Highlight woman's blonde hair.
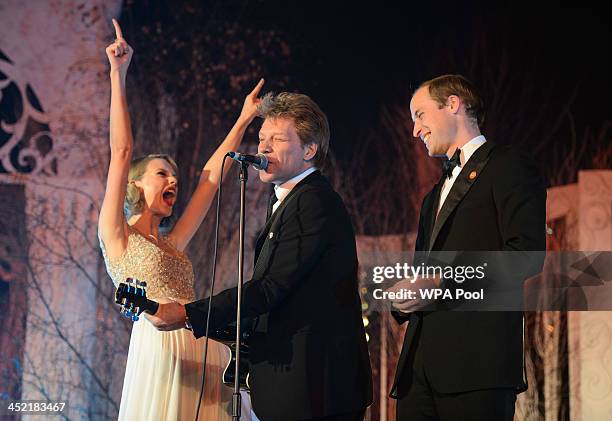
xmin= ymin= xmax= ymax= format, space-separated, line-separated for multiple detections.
xmin=124 ymin=154 xmax=179 ymax=222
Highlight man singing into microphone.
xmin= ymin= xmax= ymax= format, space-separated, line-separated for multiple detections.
xmin=147 ymin=92 xmax=373 ymax=421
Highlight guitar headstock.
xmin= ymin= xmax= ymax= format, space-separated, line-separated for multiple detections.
xmin=115 ymin=278 xmax=157 ymax=321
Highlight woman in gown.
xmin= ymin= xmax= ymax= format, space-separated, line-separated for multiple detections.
xmin=98 ymin=19 xmax=263 ymax=420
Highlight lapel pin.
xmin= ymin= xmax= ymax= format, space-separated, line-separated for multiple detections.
xmin=469 ymin=170 xmax=477 ymax=180
xmin=269 ymin=232 xmax=274 ymax=239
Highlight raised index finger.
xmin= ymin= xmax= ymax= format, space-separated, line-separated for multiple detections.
xmin=112 ymin=18 xmax=124 ymax=40
xmin=249 ymin=78 xmax=265 ymax=97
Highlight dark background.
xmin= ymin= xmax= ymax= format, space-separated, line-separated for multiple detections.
xmin=119 ymin=1 xmax=611 ymax=236
xmin=123 ymin=3 xmax=610 ymax=151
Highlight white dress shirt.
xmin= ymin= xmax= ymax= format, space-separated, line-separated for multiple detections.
xmin=437 ymin=135 xmax=487 ymax=214
xmin=272 ymin=167 xmax=318 ymax=214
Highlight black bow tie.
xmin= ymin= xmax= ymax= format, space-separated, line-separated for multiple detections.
xmin=266 ymin=192 xmax=278 ymax=221
xmin=442 ymin=148 xmax=462 ymax=180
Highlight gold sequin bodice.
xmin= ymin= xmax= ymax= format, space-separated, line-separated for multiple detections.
xmin=100 ymin=226 xmax=196 ymax=302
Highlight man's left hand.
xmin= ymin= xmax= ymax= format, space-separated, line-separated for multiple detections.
xmin=146 ymin=301 xmax=187 ymax=331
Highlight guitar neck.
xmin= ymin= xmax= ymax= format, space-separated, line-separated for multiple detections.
xmin=115 ymin=281 xmax=160 ymax=316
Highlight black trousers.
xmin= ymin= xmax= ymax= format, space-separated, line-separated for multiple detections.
xmin=396 ymin=324 xmax=516 ymax=421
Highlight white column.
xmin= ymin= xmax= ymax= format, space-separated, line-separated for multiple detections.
xmin=570 ymin=170 xmax=612 ymax=421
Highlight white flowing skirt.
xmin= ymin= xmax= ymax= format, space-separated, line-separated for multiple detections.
xmin=118 ymin=319 xmax=254 ymax=420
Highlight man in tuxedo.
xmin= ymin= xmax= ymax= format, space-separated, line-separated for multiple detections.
xmin=148 ymin=92 xmax=373 ymax=421
xmin=389 ymin=75 xmax=546 ymax=420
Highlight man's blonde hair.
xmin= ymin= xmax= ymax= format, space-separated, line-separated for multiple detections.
xmin=258 ymin=92 xmax=330 ymax=168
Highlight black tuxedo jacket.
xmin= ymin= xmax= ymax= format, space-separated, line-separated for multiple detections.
xmin=391 ymin=142 xmax=546 ymax=397
xmin=186 ymin=171 xmax=373 ymax=420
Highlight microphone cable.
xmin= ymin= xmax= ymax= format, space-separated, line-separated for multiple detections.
xmin=194 ymin=153 xmax=230 ymax=421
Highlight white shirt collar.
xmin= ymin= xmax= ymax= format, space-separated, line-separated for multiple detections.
xmin=274 ymin=167 xmax=317 ymax=204
xmin=437 ymin=135 xmax=487 ymax=214
xmin=459 ymin=135 xmax=486 ymax=165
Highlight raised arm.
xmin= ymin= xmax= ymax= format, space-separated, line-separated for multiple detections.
xmin=170 ymin=79 xmax=265 ymax=251
xmin=98 ymin=19 xmax=134 ymax=259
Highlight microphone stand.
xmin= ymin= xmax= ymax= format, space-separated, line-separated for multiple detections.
xmin=232 ymin=161 xmax=249 ymax=420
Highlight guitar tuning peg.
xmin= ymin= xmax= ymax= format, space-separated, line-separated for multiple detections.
xmin=131 ymin=314 xmax=139 ymax=322
xmin=140 ymin=281 xmax=147 ymax=288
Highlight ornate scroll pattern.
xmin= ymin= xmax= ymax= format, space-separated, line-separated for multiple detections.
xmin=0 ymin=49 xmax=57 ymax=175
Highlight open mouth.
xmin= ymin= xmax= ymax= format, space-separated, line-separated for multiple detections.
xmin=162 ymin=189 xmax=176 ymax=207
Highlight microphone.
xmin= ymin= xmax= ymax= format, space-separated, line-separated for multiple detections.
xmin=227 ymin=152 xmax=268 ymax=171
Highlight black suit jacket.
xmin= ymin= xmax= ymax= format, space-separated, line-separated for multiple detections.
xmin=391 ymin=142 xmax=546 ymax=397
xmin=186 ymin=171 xmax=373 ymax=420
